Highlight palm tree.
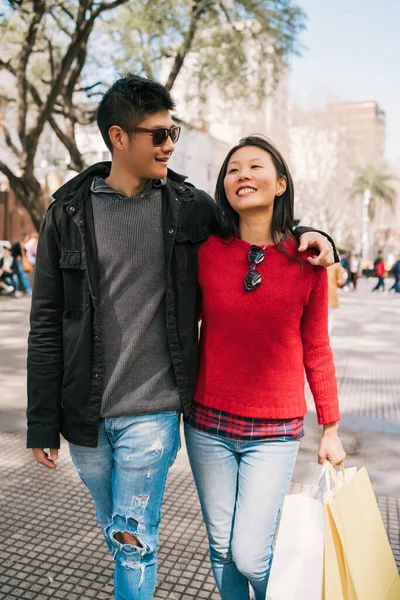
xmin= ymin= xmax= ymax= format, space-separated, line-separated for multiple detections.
xmin=351 ymin=165 xmax=397 ymax=258
xmin=351 ymin=165 xmax=397 ymax=221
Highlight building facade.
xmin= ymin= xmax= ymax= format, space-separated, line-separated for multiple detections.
xmin=288 ymin=100 xmax=390 ymax=255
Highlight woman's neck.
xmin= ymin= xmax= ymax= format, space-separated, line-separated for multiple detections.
xmin=238 ymin=214 xmax=274 ymax=247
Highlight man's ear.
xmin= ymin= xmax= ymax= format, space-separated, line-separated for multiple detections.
xmin=108 ymin=126 xmax=127 ymax=152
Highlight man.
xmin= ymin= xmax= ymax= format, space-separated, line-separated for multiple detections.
xmin=389 ymin=253 xmax=400 ymax=293
xmin=372 ymin=250 xmax=386 ymax=292
xmin=0 ymin=245 xmax=21 ymax=296
xmin=340 ymin=251 xmax=351 ymax=290
xmin=11 ymin=232 xmax=33 ymax=294
xmin=349 ymin=252 xmax=361 ymax=291
xmin=27 ymin=74 xmax=337 ymax=600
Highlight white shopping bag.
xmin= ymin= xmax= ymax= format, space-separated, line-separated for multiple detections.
xmin=266 ymin=493 xmax=324 ymax=600
xmin=266 ymin=464 xmax=357 ymax=600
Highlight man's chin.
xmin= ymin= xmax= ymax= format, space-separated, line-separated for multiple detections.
xmin=154 ymin=163 xmax=169 ymax=179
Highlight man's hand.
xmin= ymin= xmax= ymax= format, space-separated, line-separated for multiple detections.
xmin=298 ymin=232 xmax=334 ymax=267
xmin=318 ymin=423 xmax=346 ymax=467
xmin=32 ymin=448 xmax=58 ymax=469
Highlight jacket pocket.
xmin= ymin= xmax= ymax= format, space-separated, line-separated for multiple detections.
xmin=59 ymin=250 xmax=88 ymax=311
xmin=59 ymin=249 xmax=86 ymax=270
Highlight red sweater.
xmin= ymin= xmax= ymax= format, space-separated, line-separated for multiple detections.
xmin=195 ymin=235 xmax=340 ymax=425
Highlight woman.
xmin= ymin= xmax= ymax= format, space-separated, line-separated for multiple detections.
xmin=11 ymin=233 xmax=32 ymax=294
xmin=184 ymin=136 xmax=345 ymax=600
xmin=350 ymin=252 xmax=361 ymax=291
xmin=327 ymin=261 xmax=345 ymax=333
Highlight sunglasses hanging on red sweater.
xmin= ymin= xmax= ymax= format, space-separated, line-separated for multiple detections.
xmin=244 ymin=245 xmax=266 ymax=291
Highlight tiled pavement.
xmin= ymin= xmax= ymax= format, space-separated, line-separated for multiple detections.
xmin=0 ymin=433 xmax=218 ymax=600
xmin=306 ymin=280 xmax=400 ymax=425
xmin=0 ymin=278 xmax=399 ymax=599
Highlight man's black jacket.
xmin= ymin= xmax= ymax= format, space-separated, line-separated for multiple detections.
xmin=27 ymin=162 xmax=337 ymax=449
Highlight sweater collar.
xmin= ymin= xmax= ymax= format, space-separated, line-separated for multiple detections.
xmin=232 ymin=232 xmax=299 ymax=256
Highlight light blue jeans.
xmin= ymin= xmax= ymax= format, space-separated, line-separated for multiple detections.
xmin=69 ymin=412 xmax=181 ymax=600
xmin=15 ymin=257 xmax=32 ymax=293
xmin=185 ymin=424 xmax=299 ymax=600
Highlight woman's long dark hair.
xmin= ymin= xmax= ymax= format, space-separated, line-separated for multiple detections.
xmin=214 ymin=135 xmax=294 ymax=245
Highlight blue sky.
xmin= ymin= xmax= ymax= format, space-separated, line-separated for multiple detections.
xmin=289 ymin=0 xmax=400 ymax=165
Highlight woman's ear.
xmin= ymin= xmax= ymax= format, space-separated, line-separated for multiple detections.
xmin=276 ymin=176 xmax=287 ymax=197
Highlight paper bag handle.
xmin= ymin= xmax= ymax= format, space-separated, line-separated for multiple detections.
xmin=323 ymin=461 xmax=345 ymax=492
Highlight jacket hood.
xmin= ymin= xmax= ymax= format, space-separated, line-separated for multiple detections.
xmin=52 ymin=161 xmax=189 ymax=203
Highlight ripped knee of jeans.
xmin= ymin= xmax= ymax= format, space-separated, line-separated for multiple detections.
xmin=105 ymin=497 xmax=153 ymax=587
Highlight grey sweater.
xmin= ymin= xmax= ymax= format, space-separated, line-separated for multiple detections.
xmin=90 ymin=176 xmax=181 ymax=418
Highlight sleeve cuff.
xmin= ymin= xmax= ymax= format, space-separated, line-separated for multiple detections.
xmin=27 ymin=425 xmax=60 ymax=449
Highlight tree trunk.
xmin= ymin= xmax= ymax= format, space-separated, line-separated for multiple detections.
xmin=22 ymin=175 xmax=46 ymax=232
xmin=6 ymin=169 xmax=45 ymax=231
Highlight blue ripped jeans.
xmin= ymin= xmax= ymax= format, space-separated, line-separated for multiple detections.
xmin=69 ymin=412 xmax=181 ymax=600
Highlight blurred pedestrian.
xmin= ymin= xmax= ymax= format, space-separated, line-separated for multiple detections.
xmin=11 ymin=233 xmax=32 ymax=294
xmin=184 ymin=136 xmax=345 ymax=600
xmin=27 ymin=75 xmax=337 ymax=600
xmin=328 ymin=262 xmax=345 ymax=333
xmin=372 ymin=250 xmax=386 ymax=292
xmin=340 ymin=251 xmax=351 ymax=290
xmin=0 ymin=280 xmax=14 ymax=294
xmin=389 ymin=253 xmax=400 ymax=294
xmin=0 ymin=245 xmax=22 ymax=296
xmin=25 ymin=232 xmax=39 ymax=267
xmin=350 ymin=252 xmax=361 ymax=291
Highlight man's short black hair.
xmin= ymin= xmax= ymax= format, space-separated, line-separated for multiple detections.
xmin=97 ymin=74 xmax=176 ymax=152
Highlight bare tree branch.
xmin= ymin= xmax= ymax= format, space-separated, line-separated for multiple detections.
xmin=16 ymin=0 xmax=46 ymax=144
xmin=47 ymin=115 xmax=86 ymax=171
xmin=0 ymin=58 xmax=15 ymax=74
xmin=58 ymin=2 xmax=75 ymax=21
xmin=92 ymin=0 xmax=131 ymax=17
xmin=217 ymin=0 xmax=232 ymax=24
xmin=49 ymin=9 xmax=74 ymax=37
xmin=2 ymin=125 xmax=22 ymax=158
xmin=165 ymin=0 xmax=212 ymax=91
xmin=65 ymin=38 xmax=89 ymax=99
xmin=139 ymin=29 xmax=155 ymax=80
xmin=77 ymin=0 xmax=91 ymax=27
xmin=0 ymin=161 xmax=20 ymax=189
xmin=0 ymin=53 xmax=85 ymax=170
xmin=76 ymin=81 xmax=105 ymax=92
xmin=25 ymin=0 xmax=130 ymax=163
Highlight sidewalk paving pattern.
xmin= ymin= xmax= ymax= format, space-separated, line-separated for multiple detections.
xmin=0 ymin=278 xmax=399 ymax=599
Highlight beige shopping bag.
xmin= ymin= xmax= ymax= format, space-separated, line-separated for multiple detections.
xmin=323 ymin=500 xmax=357 ymax=600
xmin=323 ymin=466 xmax=400 ymax=600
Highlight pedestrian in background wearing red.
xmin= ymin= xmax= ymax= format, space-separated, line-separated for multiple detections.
xmin=372 ymin=251 xmax=386 ymax=292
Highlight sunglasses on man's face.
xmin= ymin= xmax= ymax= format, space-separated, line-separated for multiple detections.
xmin=123 ymin=125 xmax=181 ymax=147
xmin=244 ymin=245 xmax=265 ymax=291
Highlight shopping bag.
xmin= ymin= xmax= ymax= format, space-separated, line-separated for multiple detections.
xmin=267 ymin=493 xmax=324 ymax=600
xmin=323 ymin=496 xmax=357 ymax=600
xmin=323 ymin=465 xmax=400 ymax=600
xmin=22 ymin=255 xmax=34 ymax=272
xmin=21 ymin=244 xmax=34 ymax=272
